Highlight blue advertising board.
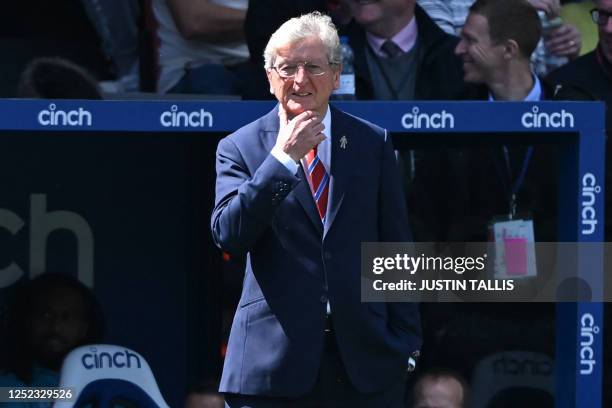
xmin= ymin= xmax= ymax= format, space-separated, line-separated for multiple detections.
xmin=0 ymin=100 xmax=604 ymax=408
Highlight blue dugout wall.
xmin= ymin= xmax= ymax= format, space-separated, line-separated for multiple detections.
xmin=0 ymin=100 xmax=605 ymax=407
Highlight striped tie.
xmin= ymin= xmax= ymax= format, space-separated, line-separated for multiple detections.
xmin=305 ymin=146 xmax=329 ymax=222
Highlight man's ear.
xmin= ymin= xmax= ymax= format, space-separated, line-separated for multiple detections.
xmin=333 ymin=64 xmax=342 ymax=90
xmin=503 ymin=39 xmax=520 ymax=60
xmin=266 ymin=69 xmax=275 ymax=94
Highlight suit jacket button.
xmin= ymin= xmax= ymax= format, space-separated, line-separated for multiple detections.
xmin=324 ymin=251 xmax=332 ymax=260
xmin=320 ymin=295 xmax=328 ymax=303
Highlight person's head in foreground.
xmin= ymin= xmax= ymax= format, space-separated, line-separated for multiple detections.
xmin=1 ymin=273 xmax=104 ymax=383
xmin=412 ymin=368 xmax=468 ymax=408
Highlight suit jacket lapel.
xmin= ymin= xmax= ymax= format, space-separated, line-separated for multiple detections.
xmin=260 ymin=105 xmax=280 ymax=153
xmin=324 ymin=106 xmax=349 ymax=238
xmin=261 ymin=105 xmax=323 ymax=235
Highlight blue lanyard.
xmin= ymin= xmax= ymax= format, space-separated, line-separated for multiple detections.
xmin=490 ymin=79 xmax=540 ymax=219
xmin=496 ymin=145 xmax=534 ymax=219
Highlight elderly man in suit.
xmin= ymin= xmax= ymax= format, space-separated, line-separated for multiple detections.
xmin=211 ymin=11 xmax=421 ymax=408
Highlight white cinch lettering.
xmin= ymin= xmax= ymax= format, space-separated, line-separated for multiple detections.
xmin=37 ymin=104 xmax=93 ymax=127
xmin=401 ymin=107 xmax=454 ymax=129
xmin=580 ymin=313 xmax=599 ymax=375
xmin=581 ymin=173 xmax=601 ymax=235
xmin=521 ymin=106 xmax=575 ymax=129
xmin=81 ymin=348 xmax=142 ymax=370
xmin=160 ymin=105 xmax=213 ymax=128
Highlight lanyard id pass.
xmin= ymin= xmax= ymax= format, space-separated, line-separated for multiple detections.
xmin=497 ymin=146 xmax=534 ymax=219
xmin=489 ymin=218 xmax=537 ymax=279
xmin=489 ymin=146 xmax=537 ymax=278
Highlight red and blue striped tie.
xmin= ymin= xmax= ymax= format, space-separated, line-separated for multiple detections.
xmin=305 ymin=146 xmax=329 ymax=222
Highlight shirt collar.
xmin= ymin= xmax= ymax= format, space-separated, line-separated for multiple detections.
xmin=488 ymin=74 xmax=542 ymax=101
xmin=524 ymin=75 xmax=542 ymax=101
xmin=366 ymin=16 xmax=418 ymax=58
xmin=322 ymin=105 xmax=331 ymax=140
xmin=317 ymin=105 xmax=332 ymax=172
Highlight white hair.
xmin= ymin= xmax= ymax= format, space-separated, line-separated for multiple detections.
xmin=263 ymin=11 xmax=341 ymax=70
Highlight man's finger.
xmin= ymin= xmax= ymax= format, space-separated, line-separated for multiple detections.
xmin=290 ymin=110 xmax=316 ymax=128
xmin=310 ymin=123 xmax=325 ymax=136
xmin=546 ymin=26 xmax=578 ymax=43
xmin=546 ymin=36 xmax=580 ymax=53
xmin=551 ymin=25 xmax=570 ymax=36
xmin=295 ymin=115 xmax=322 ymax=133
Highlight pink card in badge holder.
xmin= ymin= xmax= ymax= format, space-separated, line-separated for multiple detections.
xmin=491 ymin=219 xmax=537 ymax=279
xmin=503 ymin=231 xmax=528 ymax=276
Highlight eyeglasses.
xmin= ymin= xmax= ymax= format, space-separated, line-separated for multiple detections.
xmin=271 ymin=61 xmax=337 ymax=79
xmin=591 ymin=8 xmax=612 ymax=26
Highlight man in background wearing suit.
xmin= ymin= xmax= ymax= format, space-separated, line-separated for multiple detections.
xmin=211 ymin=11 xmax=421 ymax=407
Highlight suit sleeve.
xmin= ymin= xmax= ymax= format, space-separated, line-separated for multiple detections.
xmin=378 ymin=130 xmax=423 ymax=356
xmin=210 ymin=136 xmax=300 ymax=255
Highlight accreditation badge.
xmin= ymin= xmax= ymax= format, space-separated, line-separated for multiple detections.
xmin=488 ymin=216 xmax=537 ymax=279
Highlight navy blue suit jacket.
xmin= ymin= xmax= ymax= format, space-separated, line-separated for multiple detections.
xmin=211 ymin=105 xmax=421 ymax=397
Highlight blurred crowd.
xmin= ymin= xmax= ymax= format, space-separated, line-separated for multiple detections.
xmin=0 ymin=1 xmax=607 ymax=104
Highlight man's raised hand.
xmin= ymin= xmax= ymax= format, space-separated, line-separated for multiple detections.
xmin=276 ymin=108 xmax=326 ymax=162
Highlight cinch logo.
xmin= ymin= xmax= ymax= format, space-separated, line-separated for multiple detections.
xmin=492 ymin=356 xmax=553 ymax=376
xmin=82 ymin=347 xmax=142 ymax=370
xmin=0 ymin=194 xmax=94 ymax=289
xmin=37 ymin=104 xmax=92 ymax=127
xmin=521 ymin=106 xmax=574 ymax=128
xmin=401 ymin=107 xmax=454 ymax=129
xmin=581 ymin=173 xmax=600 ymax=235
xmin=580 ymin=313 xmax=599 ymax=375
xmin=160 ymin=105 xmax=213 ymax=128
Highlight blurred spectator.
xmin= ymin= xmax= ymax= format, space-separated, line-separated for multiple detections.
xmin=411 ymin=368 xmax=468 ymax=408
xmin=343 ymin=0 xmax=466 ymax=100
xmin=80 ymin=0 xmax=141 ymax=91
xmin=548 ymin=0 xmax=612 ymax=131
xmin=0 ymin=273 xmax=105 ymax=407
xmin=417 ymin=0 xmax=582 ymax=75
xmin=455 ymin=0 xmax=543 ymax=100
xmin=419 ymin=1 xmax=559 ymax=396
xmin=0 ymin=1 xmax=113 ymax=97
xmin=548 ymin=0 xmax=612 ymax=241
xmin=17 ymin=57 xmax=103 ymax=99
xmin=151 ymin=0 xmax=251 ymax=95
xmin=186 ymin=380 xmax=224 ymax=408
xmin=448 ymin=0 xmax=562 ymax=243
